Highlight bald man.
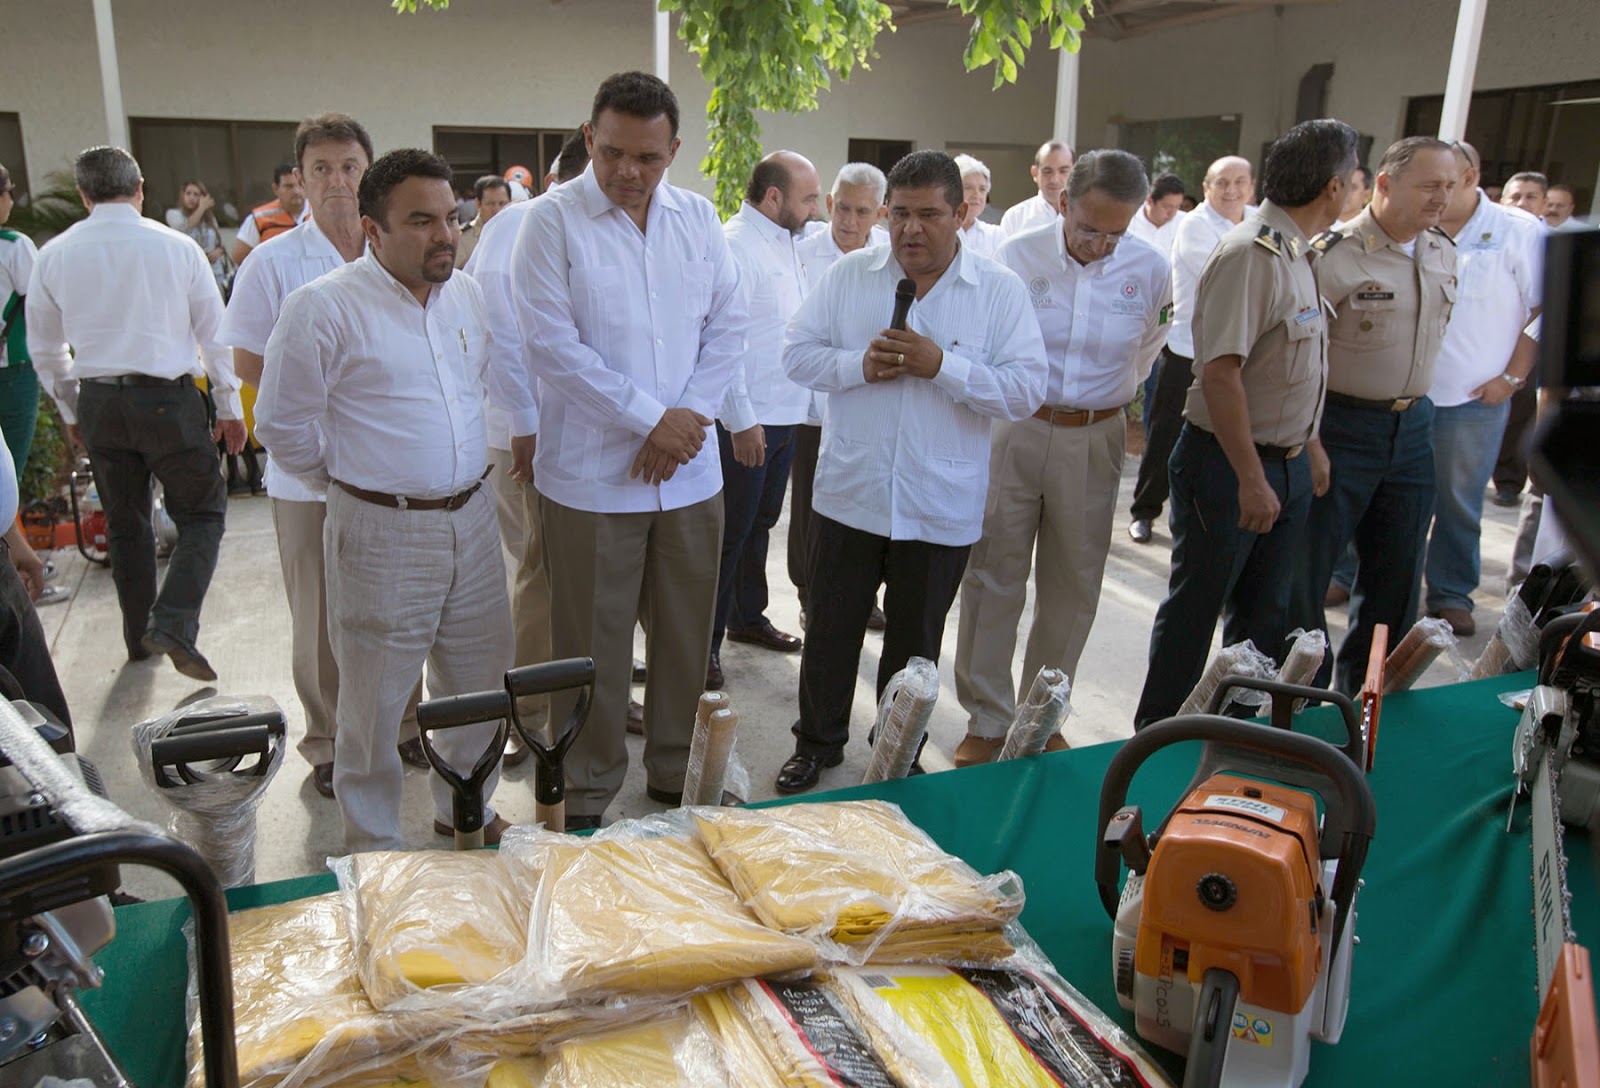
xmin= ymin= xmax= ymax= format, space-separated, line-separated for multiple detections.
xmin=708 ymin=151 xmax=821 ymax=689
xmin=1129 ymin=155 xmax=1254 ymax=544
xmin=1001 ymin=141 xmax=1074 ymax=236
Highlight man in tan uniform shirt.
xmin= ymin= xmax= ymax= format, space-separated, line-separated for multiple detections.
xmin=1292 ymin=137 xmax=1458 ymax=693
xmin=1135 ymin=119 xmax=1360 ymax=727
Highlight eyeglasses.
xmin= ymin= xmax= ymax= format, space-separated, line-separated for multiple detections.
xmin=1068 ymin=224 xmax=1126 ymax=246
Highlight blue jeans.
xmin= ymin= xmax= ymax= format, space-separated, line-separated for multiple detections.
xmin=1140 ymin=356 xmax=1161 ymax=424
xmin=1425 ymin=398 xmax=1510 ymax=614
xmin=1135 ymin=425 xmax=1313 ymax=727
xmin=1293 ymin=399 xmax=1435 ymax=693
xmin=712 ymin=422 xmax=798 ymax=652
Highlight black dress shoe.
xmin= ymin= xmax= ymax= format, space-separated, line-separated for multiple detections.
xmin=866 ymin=604 xmax=886 ymax=631
xmin=311 ymin=762 xmax=335 ymax=798
xmin=726 ymin=621 xmax=802 ymax=652
xmin=706 ymin=652 xmax=724 ymax=690
xmin=646 ymin=784 xmax=683 ymax=805
xmin=397 ymin=738 xmax=430 ymax=768
xmin=632 ymin=658 xmax=648 ymax=684
xmin=1128 ymin=518 xmax=1153 ymax=544
xmin=565 ymin=814 xmax=604 ymax=832
xmin=626 ymin=699 xmax=644 ymax=736
xmin=775 ymin=751 xmax=844 ymax=795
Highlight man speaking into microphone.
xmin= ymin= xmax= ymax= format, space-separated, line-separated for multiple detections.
xmin=777 ymin=150 xmax=1047 ymax=794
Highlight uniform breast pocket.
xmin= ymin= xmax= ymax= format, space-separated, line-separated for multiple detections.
xmin=946 ymin=333 xmax=988 ymax=368
xmin=570 ymin=264 xmax=625 ymax=357
xmin=1334 ymin=295 xmax=1397 ymax=348
xmin=1282 ymin=312 xmax=1322 ymax=383
xmin=1439 ymin=279 xmax=1457 ymax=326
xmin=1456 ymin=248 xmax=1499 ymax=300
xmin=681 ymin=260 xmax=714 ymax=321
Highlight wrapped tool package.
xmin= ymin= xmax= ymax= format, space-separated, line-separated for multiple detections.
xmin=682 ymin=693 xmax=740 ymax=806
xmin=331 ymin=850 xmax=532 ymax=1012
xmin=862 ymin=657 xmax=940 ymax=784
xmin=502 ymin=814 xmax=817 ymax=1004
xmin=692 ymin=800 xmax=1023 ymax=963
xmin=1177 ymin=639 xmax=1276 ymax=716
xmin=1276 ymin=628 xmax=1327 ymax=687
xmin=131 ymin=695 xmax=285 ymax=887
xmin=1384 ymin=616 xmax=1460 ymax=692
xmin=998 ymin=667 xmax=1071 ymax=760
xmin=1471 ymin=593 xmax=1538 ymax=678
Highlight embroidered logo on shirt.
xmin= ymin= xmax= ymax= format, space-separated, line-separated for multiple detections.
xmin=1028 ymin=276 xmax=1054 ymax=309
xmin=1122 ymin=281 xmax=1139 ymax=299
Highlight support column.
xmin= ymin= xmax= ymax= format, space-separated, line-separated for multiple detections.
xmin=1053 ymin=46 xmax=1080 ymax=148
xmin=1438 ymin=0 xmax=1487 ymax=140
xmin=654 ymin=3 xmax=670 ymax=83
xmin=92 ymin=0 xmax=128 ymax=149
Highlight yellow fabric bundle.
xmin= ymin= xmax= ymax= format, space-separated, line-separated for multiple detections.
xmin=344 ymin=849 xmax=531 ymax=1008
xmin=514 ymin=821 xmax=817 ymax=1002
xmin=692 ymin=801 xmax=1024 ymax=960
xmin=543 ymin=1009 xmax=726 ymax=1086
xmin=693 ymin=981 xmax=902 ymax=1088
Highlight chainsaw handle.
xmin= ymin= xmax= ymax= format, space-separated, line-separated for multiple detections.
xmin=1205 ymin=675 xmax=1363 ymax=762
xmin=1095 ymin=715 xmax=1377 ymax=919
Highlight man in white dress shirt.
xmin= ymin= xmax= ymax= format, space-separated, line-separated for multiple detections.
xmin=1128 ymin=154 xmax=1253 ymax=545
xmin=708 ymin=152 xmax=819 ymax=690
xmin=778 ymin=150 xmax=1047 ymax=794
xmin=221 ymin=113 xmax=375 ymax=799
xmin=27 ymin=146 xmax=246 ymax=681
xmin=1124 ymin=172 xmax=1187 ymax=257
xmin=791 ymin=163 xmax=888 ymax=630
xmin=1000 ymin=141 xmax=1074 ymax=237
xmin=512 ymin=72 xmax=750 ymax=829
xmin=256 ymin=149 xmax=515 ymax=851
xmin=952 ymin=150 xmax=1171 ymax=766
xmin=953 ymin=154 xmax=1005 ymax=260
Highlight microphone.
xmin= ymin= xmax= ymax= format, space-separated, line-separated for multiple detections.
xmin=890 ymin=277 xmax=916 ymax=331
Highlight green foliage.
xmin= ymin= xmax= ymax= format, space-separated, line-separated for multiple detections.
xmin=20 ymin=394 xmax=68 ymax=507
xmin=393 ymin=0 xmax=1091 ymax=217
xmin=6 ymin=171 xmax=88 ymax=245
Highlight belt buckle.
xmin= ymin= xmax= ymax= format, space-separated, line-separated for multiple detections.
xmin=1391 ymin=397 xmax=1412 ymax=412
xmin=1286 ymin=444 xmax=1305 ymax=460
xmin=395 ymin=495 xmax=408 ymax=511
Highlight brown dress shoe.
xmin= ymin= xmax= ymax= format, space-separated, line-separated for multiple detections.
xmin=626 ymin=699 xmax=644 ymax=736
xmin=311 ymin=762 xmax=334 ymax=798
xmin=726 ymin=621 xmax=802 ymax=652
xmin=706 ymin=653 xmax=724 ymax=690
xmin=433 ymin=813 xmax=512 ymax=846
xmin=866 ymin=604 xmax=886 ymax=631
xmin=953 ymin=734 xmax=1005 ymax=768
xmin=1431 ymin=607 xmax=1475 ymax=637
xmin=1324 ymin=584 xmax=1351 ymax=607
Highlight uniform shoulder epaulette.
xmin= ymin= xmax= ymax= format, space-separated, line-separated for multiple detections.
xmin=1252 ymin=225 xmax=1284 ymax=256
xmin=1428 ymin=226 xmax=1456 ymax=246
xmin=1309 ymin=230 xmax=1344 ymax=255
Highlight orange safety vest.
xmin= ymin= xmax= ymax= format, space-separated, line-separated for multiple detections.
xmin=247 ymin=200 xmax=299 ymax=244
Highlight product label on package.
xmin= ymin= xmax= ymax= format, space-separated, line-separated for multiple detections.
xmin=1203 ymin=794 xmax=1288 ymax=823
xmin=762 ymin=979 xmax=898 ymax=1088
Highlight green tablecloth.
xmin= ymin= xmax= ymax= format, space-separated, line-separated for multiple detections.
xmin=79 ymin=672 xmax=1598 ymax=1086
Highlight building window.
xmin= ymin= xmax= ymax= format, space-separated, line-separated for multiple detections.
xmin=1118 ymin=115 xmax=1243 ymax=199
xmin=1405 ymin=79 xmax=1600 ymax=210
xmin=433 ymin=127 xmax=571 ymax=196
xmin=0 ymin=114 xmax=28 ymax=204
xmin=130 ymin=118 xmax=299 ymax=228
xmin=848 ymin=138 xmax=914 ymax=177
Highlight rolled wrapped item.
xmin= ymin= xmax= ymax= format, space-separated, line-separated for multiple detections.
xmin=1471 ymin=594 xmax=1537 ymax=678
xmin=1276 ymin=628 xmax=1327 ymax=688
xmin=1177 ymin=639 xmax=1276 ymax=717
xmin=331 ymin=850 xmax=532 ymax=1012
xmin=1469 ymin=635 xmax=1514 ymax=680
xmin=1383 ymin=617 xmax=1458 ymax=693
xmin=862 ymin=657 xmax=940 ymax=784
xmin=693 ymin=800 xmax=1023 ymax=964
xmin=998 ymin=668 xmax=1071 ymax=761
xmin=501 ymin=814 xmax=817 ymax=1004
xmin=684 ymin=704 xmax=739 ymax=807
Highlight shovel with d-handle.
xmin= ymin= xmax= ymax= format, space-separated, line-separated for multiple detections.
xmin=415 ymin=690 xmax=510 ymax=850
xmin=504 ymin=657 xmax=595 ymax=834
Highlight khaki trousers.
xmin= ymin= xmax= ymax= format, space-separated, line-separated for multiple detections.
xmin=487 ymin=448 xmax=553 ymax=731
xmin=540 ymin=493 xmax=723 ymax=817
xmin=324 ymin=486 xmax=512 ymax=851
xmin=271 ymin=497 xmax=420 ymax=768
xmin=954 ymin=413 xmax=1124 ymax=738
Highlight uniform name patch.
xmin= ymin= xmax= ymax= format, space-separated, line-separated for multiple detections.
xmin=1294 ymin=307 xmax=1321 ymax=325
xmin=1355 ymin=290 xmax=1394 ymax=301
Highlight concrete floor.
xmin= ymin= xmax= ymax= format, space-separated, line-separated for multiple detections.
xmin=36 ymin=445 xmax=1521 ymax=898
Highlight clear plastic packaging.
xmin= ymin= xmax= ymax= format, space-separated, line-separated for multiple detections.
xmin=331 ymin=849 xmax=532 ymax=1011
xmin=131 ymin=696 xmax=286 ymax=888
xmin=684 ymin=702 xmax=739 ymax=806
xmin=1276 ymin=628 xmax=1326 ymax=688
xmin=1471 ymin=595 xmax=1539 ymax=678
xmin=540 ymin=1006 xmax=729 ymax=1087
xmin=862 ymin=657 xmax=940 ymax=784
xmin=1178 ymin=639 xmax=1277 ymax=716
xmin=500 ymin=814 xmax=817 ymax=1004
xmin=998 ymin=668 xmax=1071 ymax=760
xmin=1383 ymin=617 xmax=1458 ymax=693
xmin=692 ymin=800 xmax=1023 ymax=964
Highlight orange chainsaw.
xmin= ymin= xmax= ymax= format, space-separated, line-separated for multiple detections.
xmin=1096 ymin=704 xmax=1376 ymax=1088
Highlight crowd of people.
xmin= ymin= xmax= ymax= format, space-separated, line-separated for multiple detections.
xmin=0 ymin=68 xmax=1587 ymax=850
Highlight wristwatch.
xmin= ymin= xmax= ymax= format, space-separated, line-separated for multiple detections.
xmin=1499 ymin=371 xmax=1527 ymax=391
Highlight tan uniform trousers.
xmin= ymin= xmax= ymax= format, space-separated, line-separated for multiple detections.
xmin=487 ymin=447 xmax=553 ymax=732
xmin=269 ymin=497 xmax=420 ymax=768
xmin=539 ymin=492 xmax=723 ymax=817
xmin=954 ymin=412 xmax=1125 ymax=738
xmin=324 ymin=485 xmax=512 ymax=851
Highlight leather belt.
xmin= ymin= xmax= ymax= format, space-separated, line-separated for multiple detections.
xmin=1325 ymin=391 xmax=1421 ymax=413
xmin=334 ymin=467 xmax=490 ymax=512
xmin=80 ymin=374 xmax=194 ymax=388
xmin=1033 ymin=404 xmax=1125 ymax=427
xmin=1255 ymin=441 xmax=1305 ymax=461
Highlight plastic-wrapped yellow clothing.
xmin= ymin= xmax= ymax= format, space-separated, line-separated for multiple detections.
xmin=542 ymin=1010 xmax=727 ymax=1086
xmin=693 ymin=801 xmax=1024 ymax=960
xmin=340 ymin=850 xmax=531 ymax=1008
xmin=512 ymin=820 xmax=817 ymax=1002
xmin=188 ymin=893 xmax=373 ymax=1086
xmin=692 ymin=981 xmax=900 ymax=1088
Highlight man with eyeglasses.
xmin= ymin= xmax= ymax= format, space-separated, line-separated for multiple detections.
xmin=1135 ymin=119 xmax=1360 ymax=728
xmin=951 ymin=150 xmax=1170 ymax=767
